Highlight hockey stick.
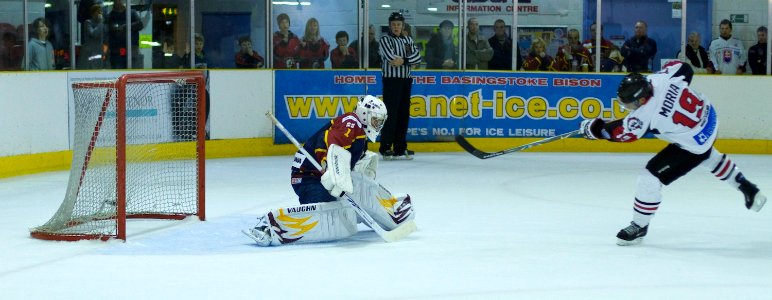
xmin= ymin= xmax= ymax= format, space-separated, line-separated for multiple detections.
xmin=266 ymin=112 xmax=416 ymax=242
xmin=456 ymin=129 xmax=581 ymax=159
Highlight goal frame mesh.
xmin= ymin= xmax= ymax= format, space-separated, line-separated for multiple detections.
xmin=30 ymin=71 xmax=207 ymax=241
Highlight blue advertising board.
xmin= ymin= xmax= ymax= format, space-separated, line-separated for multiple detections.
xmin=273 ymin=70 xmax=628 ymax=144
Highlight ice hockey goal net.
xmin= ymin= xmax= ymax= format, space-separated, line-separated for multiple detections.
xmin=31 ymin=71 xmax=206 ymax=241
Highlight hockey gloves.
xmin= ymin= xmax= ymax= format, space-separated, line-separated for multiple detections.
xmin=579 ymin=118 xmax=606 ymax=140
xmin=321 ymin=144 xmax=354 ymax=197
xmin=353 ymin=150 xmax=379 ymax=180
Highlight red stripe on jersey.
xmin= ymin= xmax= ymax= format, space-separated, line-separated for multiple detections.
xmin=715 ymin=159 xmax=732 ymax=178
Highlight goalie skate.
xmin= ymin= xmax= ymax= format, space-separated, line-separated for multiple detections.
xmin=242 ymin=227 xmax=272 ymax=246
xmin=242 ymin=216 xmax=273 ymax=246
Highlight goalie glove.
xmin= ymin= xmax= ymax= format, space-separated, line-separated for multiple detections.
xmin=353 ymin=151 xmax=379 ymax=180
xmin=579 ymin=118 xmax=606 ymax=140
xmin=321 ymin=144 xmax=353 ymax=197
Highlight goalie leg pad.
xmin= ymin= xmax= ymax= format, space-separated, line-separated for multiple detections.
xmin=257 ymin=201 xmax=357 ymax=246
xmin=348 ymin=172 xmax=415 ymax=230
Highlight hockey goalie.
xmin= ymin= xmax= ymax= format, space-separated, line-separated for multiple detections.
xmin=243 ymin=96 xmax=415 ymax=246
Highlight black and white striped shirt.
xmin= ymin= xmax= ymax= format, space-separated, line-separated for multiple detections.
xmin=379 ymin=33 xmax=422 ymax=78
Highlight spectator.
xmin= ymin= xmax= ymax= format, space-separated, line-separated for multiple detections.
xmin=106 ymin=0 xmax=144 ymax=69
xmin=465 ymin=17 xmax=493 ymax=70
xmin=349 ymin=24 xmax=380 ymax=69
xmin=152 ymin=37 xmax=183 ymax=69
xmin=298 ymin=18 xmax=329 ymax=69
xmin=76 ymin=0 xmax=98 ymax=69
xmin=748 ymin=26 xmax=768 ymax=75
xmin=273 ymin=13 xmax=300 ymax=69
xmin=403 ymin=23 xmax=413 ymax=37
xmin=181 ymin=33 xmax=210 ymax=138
xmin=621 ymin=20 xmax=657 ymax=72
xmin=378 ymin=12 xmax=422 ymax=160
xmin=78 ymin=4 xmax=105 ymax=69
xmin=77 ymin=0 xmax=96 ymax=24
xmin=583 ymin=23 xmax=620 ymax=72
xmin=583 ymin=23 xmax=613 ymax=59
xmin=555 ymin=28 xmax=592 ymax=72
xmin=709 ymin=19 xmax=746 ymax=75
xmin=521 ymin=38 xmax=557 ymax=71
xmin=0 ymin=32 xmax=16 ymax=70
xmin=605 ymin=49 xmax=625 ymax=72
xmin=153 ymin=37 xmax=186 ymax=69
xmin=676 ymin=32 xmax=714 ymax=74
xmin=330 ymin=31 xmax=357 ymax=69
xmin=234 ymin=36 xmax=264 ymax=68
xmin=183 ymin=33 xmax=207 ymax=69
xmin=488 ymin=19 xmax=521 ymax=71
xmin=26 ymin=18 xmax=55 ymax=70
xmin=425 ymin=20 xmax=458 ymax=70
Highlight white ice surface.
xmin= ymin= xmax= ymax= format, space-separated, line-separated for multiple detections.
xmin=1 ymin=152 xmax=772 ymax=299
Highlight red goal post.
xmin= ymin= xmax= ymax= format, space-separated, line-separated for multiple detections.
xmin=30 ymin=71 xmax=206 ymax=241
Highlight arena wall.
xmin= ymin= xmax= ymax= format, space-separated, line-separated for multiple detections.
xmin=0 ymin=69 xmax=769 ymax=178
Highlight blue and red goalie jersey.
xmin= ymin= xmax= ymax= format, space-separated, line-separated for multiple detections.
xmin=291 ymin=112 xmax=368 ymax=177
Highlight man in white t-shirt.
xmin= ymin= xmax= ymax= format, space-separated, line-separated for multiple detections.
xmin=708 ymin=19 xmax=746 ymax=75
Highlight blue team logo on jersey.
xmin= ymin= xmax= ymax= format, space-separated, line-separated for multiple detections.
xmin=693 ymin=105 xmax=717 ymax=145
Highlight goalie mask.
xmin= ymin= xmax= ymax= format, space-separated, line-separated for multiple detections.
xmin=355 ymin=95 xmax=388 ymax=142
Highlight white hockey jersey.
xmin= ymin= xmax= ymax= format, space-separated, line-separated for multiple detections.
xmin=608 ymin=61 xmax=717 ymax=155
xmin=708 ymin=36 xmax=746 ymax=74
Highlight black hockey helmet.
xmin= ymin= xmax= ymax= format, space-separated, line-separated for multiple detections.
xmin=617 ymin=72 xmax=652 ymax=107
xmin=388 ymin=12 xmax=405 ymax=23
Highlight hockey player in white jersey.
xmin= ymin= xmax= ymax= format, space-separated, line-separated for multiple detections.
xmin=579 ymin=61 xmax=766 ymax=246
xmin=243 ymin=96 xmax=415 ymax=246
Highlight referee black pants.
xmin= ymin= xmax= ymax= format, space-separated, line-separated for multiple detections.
xmin=379 ymin=77 xmax=413 ymax=155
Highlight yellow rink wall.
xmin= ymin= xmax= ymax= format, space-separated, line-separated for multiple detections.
xmin=2 ymin=138 xmax=769 ymax=179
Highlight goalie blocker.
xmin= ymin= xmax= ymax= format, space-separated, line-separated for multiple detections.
xmin=244 ymin=172 xmax=415 ymax=246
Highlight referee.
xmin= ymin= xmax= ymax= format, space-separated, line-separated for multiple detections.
xmin=378 ymin=12 xmax=422 ymax=160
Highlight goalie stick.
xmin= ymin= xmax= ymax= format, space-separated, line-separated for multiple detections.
xmin=456 ymin=129 xmax=581 ymax=159
xmin=266 ymin=112 xmax=416 ymax=243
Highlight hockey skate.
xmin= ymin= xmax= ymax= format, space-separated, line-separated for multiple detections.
xmin=380 ymin=150 xmax=395 ymax=160
xmin=241 ymin=216 xmax=273 ymax=246
xmin=737 ymin=174 xmax=766 ymax=212
xmin=384 ymin=150 xmax=414 ymax=161
xmin=616 ymin=222 xmax=648 ymax=246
